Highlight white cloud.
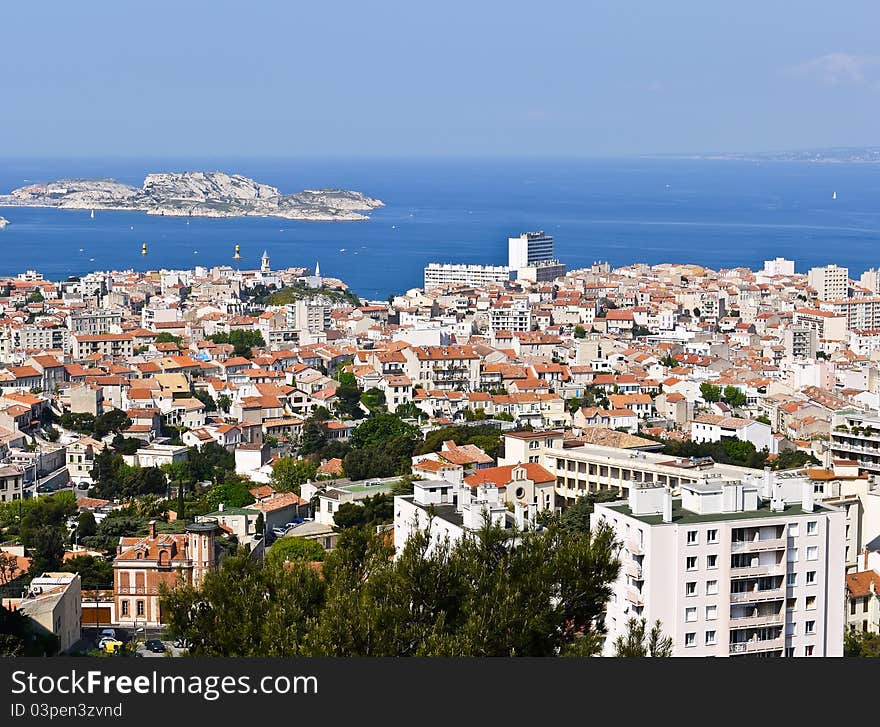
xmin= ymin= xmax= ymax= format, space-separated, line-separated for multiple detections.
xmin=785 ymin=52 xmax=880 ymax=85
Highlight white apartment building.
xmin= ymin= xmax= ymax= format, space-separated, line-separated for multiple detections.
xmin=393 ymin=477 xmax=535 ymax=557
xmin=488 ymin=302 xmax=531 ymax=333
xmin=830 ymin=409 xmax=880 ymax=477
xmin=593 ymin=471 xmax=846 ymax=657
xmin=423 ymin=263 xmax=511 ymax=290
xmin=690 ymin=414 xmax=774 ymax=453
xmin=859 ymin=268 xmax=880 ymax=295
xmin=11 ymin=572 xmax=82 ymax=654
xmin=508 ymin=231 xmax=554 ymax=269
xmin=763 ymin=258 xmax=795 ymax=277
xmin=69 ymin=309 xmax=123 ymax=335
xmin=820 ymin=297 xmax=880 ymax=332
xmin=792 ymin=308 xmax=848 ymax=342
xmin=808 ymin=264 xmax=849 ymax=301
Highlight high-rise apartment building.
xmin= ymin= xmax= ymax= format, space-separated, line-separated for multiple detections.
xmin=808 ymin=264 xmax=849 ymax=301
xmin=593 ymin=472 xmax=846 ymax=657
xmin=508 ymin=231 xmax=554 ymax=269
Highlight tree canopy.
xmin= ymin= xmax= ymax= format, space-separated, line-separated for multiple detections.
xmin=160 ymin=517 xmax=621 ymax=657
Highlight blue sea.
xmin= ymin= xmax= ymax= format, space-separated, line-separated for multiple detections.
xmin=1 ymin=157 xmax=880 ymax=300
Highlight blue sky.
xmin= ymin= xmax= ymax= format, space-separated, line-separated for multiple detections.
xmin=2 ymin=1 xmax=879 ymax=157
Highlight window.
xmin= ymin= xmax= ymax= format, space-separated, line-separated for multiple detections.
xmin=787 ymin=548 xmax=798 ymax=563
xmin=705 ymin=630 xmax=716 ymax=645
xmin=707 ymin=554 xmax=718 ymax=569
xmin=686 ymin=582 xmax=697 ymax=597
xmin=707 ymin=529 xmax=718 ymax=544
xmin=851 ymin=599 xmax=858 ymax=615
xmin=807 ymin=521 xmax=817 ymax=535
xmin=706 ymin=580 xmax=718 ymax=595
xmin=706 ymin=605 xmax=717 ymax=621
xmin=805 ymin=645 xmax=814 ymax=656
xmin=787 ymin=598 xmax=797 ymax=611
xmin=806 ymin=546 xmax=818 ymax=561
xmin=806 ymin=571 xmax=816 ymax=585
xmin=806 ymin=596 xmax=816 ymax=610
xmin=805 ymin=620 xmax=816 ymax=635
xmin=136 ymin=600 xmax=145 ymax=617
xmin=789 ymin=523 xmax=799 ymax=537
xmin=687 ymin=530 xmax=698 ymax=545
xmin=685 ymin=607 xmax=697 ymax=622
xmin=865 ymin=597 xmax=870 ymax=614
xmin=685 ymin=632 xmax=696 ymax=648
xmin=787 ymin=573 xmax=797 ymax=587
xmin=121 ymin=601 xmax=129 ymax=616
xmin=785 ymin=647 xmax=795 ymax=658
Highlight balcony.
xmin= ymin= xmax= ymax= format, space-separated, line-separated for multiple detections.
xmin=728 ymin=613 xmax=785 ymax=629
xmin=626 ymin=539 xmax=644 ymax=556
xmin=624 ymin=586 xmax=644 ymax=606
xmin=729 ymin=563 xmax=786 ymax=579
xmin=624 ymin=561 xmax=643 ymax=580
xmin=729 ymin=636 xmax=785 ymax=654
xmin=729 ymin=587 xmax=785 ymax=604
xmin=730 ymin=537 xmax=786 ymax=553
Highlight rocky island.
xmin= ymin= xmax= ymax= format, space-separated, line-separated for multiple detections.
xmin=0 ymin=171 xmax=384 ymax=221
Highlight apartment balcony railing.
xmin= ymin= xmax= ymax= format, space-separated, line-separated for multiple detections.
xmin=729 ymin=636 xmax=785 ymax=654
xmin=626 ymin=539 xmax=644 ymax=556
xmin=115 ymin=586 xmax=148 ymax=595
xmin=624 ymin=585 xmax=644 ymax=606
xmin=729 ymin=587 xmax=786 ymax=604
xmin=624 ymin=561 xmax=643 ymax=580
xmin=730 ymin=537 xmax=787 ymax=553
xmin=728 ymin=613 xmax=785 ymax=629
xmin=729 ymin=563 xmax=786 ymax=579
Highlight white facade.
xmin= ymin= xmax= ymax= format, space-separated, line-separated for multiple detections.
xmin=508 ymin=231 xmax=554 ymax=269
xmin=808 ymin=264 xmax=849 ymax=301
xmin=593 ymin=472 xmax=846 ymax=657
xmin=763 ymin=258 xmax=795 ymax=277
xmin=423 ymin=263 xmax=511 ymax=290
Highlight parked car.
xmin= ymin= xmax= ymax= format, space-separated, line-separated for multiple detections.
xmin=271 ymin=527 xmax=287 ymax=538
xmin=144 ymin=639 xmax=166 ymax=653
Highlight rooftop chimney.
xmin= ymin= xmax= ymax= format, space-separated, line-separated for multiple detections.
xmin=770 ymin=480 xmax=785 ymax=512
xmin=662 ymin=486 xmax=673 ymax=523
xmin=148 ymin=520 xmax=156 ymax=539
xmin=801 ymin=481 xmax=815 ymax=513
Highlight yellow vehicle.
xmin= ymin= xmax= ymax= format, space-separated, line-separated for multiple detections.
xmin=102 ymin=639 xmax=123 ymax=655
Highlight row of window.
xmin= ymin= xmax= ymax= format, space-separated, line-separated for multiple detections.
xmin=685 ymin=521 xmax=818 ymax=545
xmin=120 ymin=599 xmax=145 ymax=617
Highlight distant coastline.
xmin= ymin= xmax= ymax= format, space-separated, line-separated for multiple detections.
xmin=643 ymin=146 xmax=880 ymax=164
xmin=0 ymin=171 xmax=384 ymax=221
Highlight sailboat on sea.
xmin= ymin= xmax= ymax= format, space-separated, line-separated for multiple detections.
xmin=832 ymin=191 xmax=837 ymax=200
xmin=90 ymin=209 xmax=95 ymax=219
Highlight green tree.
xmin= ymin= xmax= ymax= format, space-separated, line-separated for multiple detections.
xmin=154 ymin=332 xmax=182 ymax=345
xmin=271 ymin=457 xmax=318 ymax=495
xmin=27 ymin=526 xmax=66 ymax=576
xmin=699 ymin=382 xmax=721 ymax=403
xmin=299 ymin=418 xmax=328 ymax=456
xmin=573 ymin=325 xmax=586 ymax=339
xmin=332 ymin=494 xmax=394 ymax=530
xmin=360 ymin=387 xmax=386 ymax=412
xmin=93 ymin=409 xmax=132 ymax=438
xmin=216 ymin=394 xmax=232 ymax=413
xmin=76 ymin=510 xmax=97 ymax=539
xmin=205 ymin=479 xmax=255 ymax=509
xmin=722 ymin=386 xmax=747 ymax=408
xmin=267 ymin=537 xmax=326 ymax=565
xmin=160 ymin=517 xmax=621 ymax=657
xmin=60 ymin=555 xmax=113 ymax=590
xmin=613 ymin=617 xmax=673 ymax=657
